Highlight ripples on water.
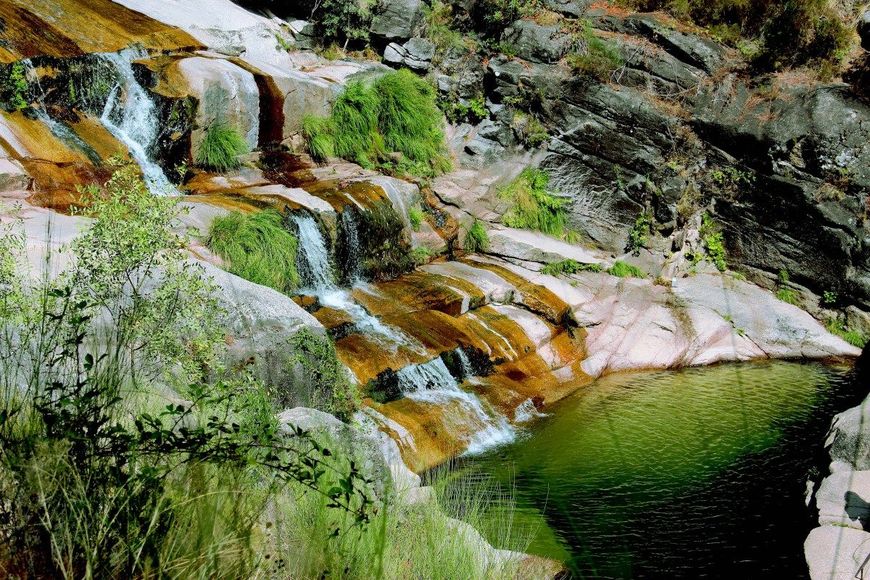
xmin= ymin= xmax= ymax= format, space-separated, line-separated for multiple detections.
xmin=448 ymin=361 xmax=862 ymax=579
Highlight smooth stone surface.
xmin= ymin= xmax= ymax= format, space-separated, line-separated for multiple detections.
xmin=805 ymin=526 xmax=870 ymax=580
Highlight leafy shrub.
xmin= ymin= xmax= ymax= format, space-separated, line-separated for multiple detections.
xmin=303 ymin=70 xmax=450 ymax=177
xmin=409 ymin=206 xmax=424 ymax=230
xmin=464 ymin=219 xmax=490 ymax=252
xmin=196 ymin=123 xmax=249 ymax=172
xmin=608 ymin=260 xmax=647 ymax=278
xmin=315 ymin=0 xmax=373 ymax=48
xmin=208 ymin=209 xmax=300 ymax=293
xmin=410 ymin=245 xmax=434 ymax=265
xmin=1 ymin=61 xmax=28 ymax=111
xmin=472 ymin=0 xmax=541 ymax=36
xmin=499 ymin=168 xmax=571 ymax=238
xmin=700 ymin=213 xmax=727 ymax=272
xmin=0 ymin=162 xmax=374 ymax=577
xmin=442 ymin=96 xmax=488 ymax=125
xmin=541 ymin=259 xmax=602 ymax=276
xmin=627 ymin=211 xmax=652 ymax=255
xmin=822 ymin=290 xmax=838 ymax=305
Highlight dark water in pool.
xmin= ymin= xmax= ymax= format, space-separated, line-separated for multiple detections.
xmin=447 ymin=361 xmax=864 ymax=579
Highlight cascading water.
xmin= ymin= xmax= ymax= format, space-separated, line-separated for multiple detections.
xmin=339 ymin=210 xmax=363 ymax=284
xmin=397 ymin=357 xmax=515 ymax=454
xmin=99 ymin=48 xmax=177 ymax=196
xmin=293 ymin=214 xmax=335 ymax=292
xmin=293 ymin=213 xmax=416 ymax=349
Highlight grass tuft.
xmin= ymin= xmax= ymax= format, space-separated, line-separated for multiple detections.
xmin=409 ymin=206 xmax=424 ymax=231
xmin=499 ymin=168 xmax=571 ymax=238
xmin=542 ymin=259 xmax=602 ymax=276
xmin=608 ymin=260 xmax=646 ymax=278
xmin=464 ymin=219 xmax=490 ymax=253
xmin=303 ymin=69 xmax=450 ymax=177
xmin=196 ymin=123 xmax=249 ymax=172
xmin=207 ymin=209 xmax=300 ymax=293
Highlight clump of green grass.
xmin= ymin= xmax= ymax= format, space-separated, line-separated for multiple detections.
xmin=499 ymin=168 xmax=570 ymax=238
xmin=207 ymin=209 xmax=300 ymax=293
xmin=409 ymin=206 xmax=424 ymax=231
xmin=776 ymin=287 xmax=799 ymax=305
xmin=303 ymin=69 xmax=450 ymax=177
xmin=464 ymin=219 xmax=489 ymax=253
xmin=567 ymin=22 xmax=623 ymax=81
xmin=542 ymin=259 xmax=602 ymax=276
xmin=608 ymin=260 xmax=646 ymax=278
xmin=196 ymin=122 xmax=249 ymax=172
xmin=826 ymin=319 xmax=869 ymax=348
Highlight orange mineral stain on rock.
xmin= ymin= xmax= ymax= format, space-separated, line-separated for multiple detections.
xmin=0 ymin=0 xmax=201 ymax=63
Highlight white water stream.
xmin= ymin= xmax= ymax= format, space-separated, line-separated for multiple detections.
xmin=99 ymin=48 xmax=178 ymax=196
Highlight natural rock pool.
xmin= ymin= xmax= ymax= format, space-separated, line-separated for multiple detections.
xmin=445 ymin=361 xmax=863 ymax=578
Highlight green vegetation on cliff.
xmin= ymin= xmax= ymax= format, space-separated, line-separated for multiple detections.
xmin=196 ymin=122 xmax=249 ymax=172
xmin=499 ymin=168 xmax=573 ymax=239
xmin=208 ymin=209 xmax=300 ymax=293
xmin=303 ymin=69 xmax=450 ymax=177
xmin=618 ymin=0 xmax=854 ymax=72
xmin=542 ymin=259 xmax=603 ymax=276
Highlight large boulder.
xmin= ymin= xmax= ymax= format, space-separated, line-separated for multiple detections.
xmin=170 ymin=57 xmax=260 ymax=152
xmin=383 ymin=37 xmax=435 ymax=71
xmin=370 ymin=0 xmax=423 ymax=42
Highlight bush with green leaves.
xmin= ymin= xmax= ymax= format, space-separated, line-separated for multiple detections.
xmin=0 ymin=160 xmax=375 ymax=577
xmin=499 ymin=168 xmax=571 ymax=238
xmin=700 ymin=213 xmax=727 ymax=272
xmin=196 ymin=123 xmax=249 ymax=172
xmin=303 ymin=69 xmax=450 ymax=177
xmin=464 ymin=218 xmax=490 ymax=253
xmin=315 ymin=0 xmax=373 ymax=48
xmin=1 ymin=61 xmax=29 ymax=111
xmin=627 ymin=211 xmax=652 ymax=255
xmin=207 ymin=209 xmax=300 ymax=294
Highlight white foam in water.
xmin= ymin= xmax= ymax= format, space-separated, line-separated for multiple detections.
xmin=514 ymin=398 xmax=547 ymax=423
xmin=340 ymin=211 xmax=363 ymax=284
xmin=397 ymin=357 xmax=515 ymax=454
xmin=100 ymin=48 xmax=178 ymax=196
xmin=457 ymin=349 xmax=474 ymax=378
xmin=293 ymin=214 xmax=335 ymax=292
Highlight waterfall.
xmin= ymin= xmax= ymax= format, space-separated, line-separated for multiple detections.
xmin=340 ymin=210 xmax=362 ymax=284
xmin=456 ymin=349 xmax=474 ymax=379
xmin=397 ymin=357 xmax=515 ymax=454
xmin=293 ymin=214 xmax=335 ymax=292
xmin=22 ymin=60 xmax=102 ymax=165
xmin=99 ymin=48 xmax=177 ymax=196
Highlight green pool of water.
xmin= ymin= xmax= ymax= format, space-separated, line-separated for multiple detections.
xmin=446 ymin=361 xmax=860 ymax=578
